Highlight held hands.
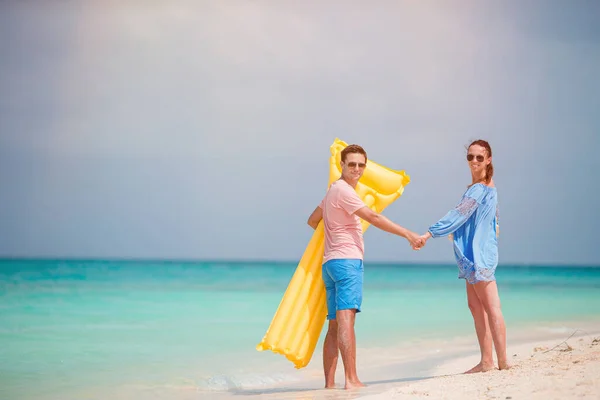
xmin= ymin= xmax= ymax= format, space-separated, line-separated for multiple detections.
xmin=407 ymin=232 xmax=432 ymax=251
xmin=407 ymin=232 xmax=425 ymax=250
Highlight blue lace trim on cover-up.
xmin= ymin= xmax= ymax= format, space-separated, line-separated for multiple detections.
xmin=455 ymin=245 xmax=496 ymax=284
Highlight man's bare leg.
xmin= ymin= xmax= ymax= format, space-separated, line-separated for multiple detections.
xmin=473 ymin=281 xmax=510 ymax=370
xmin=464 ymin=282 xmax=495 ymax=374
xmin=323 ymin=320 xmax=339 ymax=388
xmin=336 ymin=309 xmax=365 ymax=389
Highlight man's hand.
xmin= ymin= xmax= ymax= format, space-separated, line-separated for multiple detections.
xmin=413 ymin=232 xmax=432 ymax=250
xmin=307 ymin=206 xmax=323 ymax=230
xmin=407 ymin=231 xmax=425 ymax=250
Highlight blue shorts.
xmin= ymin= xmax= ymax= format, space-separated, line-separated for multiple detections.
xmin=322 ymin=259 xmax=364 ymax=320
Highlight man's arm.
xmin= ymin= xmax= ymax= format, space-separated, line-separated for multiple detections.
xmin=354 ymin=206 xmax=423 ymax=248
xmin=307 ymin=206 xmax=323 ymax=230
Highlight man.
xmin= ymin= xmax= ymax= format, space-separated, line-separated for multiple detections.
xmin=307 ymin=144 xmax=423 ymax=390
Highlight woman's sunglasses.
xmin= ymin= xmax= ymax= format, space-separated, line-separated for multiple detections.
xmin=466 ymin=154 xmax=485 ymax=162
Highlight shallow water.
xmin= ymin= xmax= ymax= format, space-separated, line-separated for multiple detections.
xmin=1 ymin=259 xmax=599 ymax=399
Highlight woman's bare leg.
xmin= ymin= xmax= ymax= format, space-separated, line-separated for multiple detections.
xmin=473 ymin=280 xmax=510 ymax=370
xmin=464 ymin=281 xmax=495 ymax=373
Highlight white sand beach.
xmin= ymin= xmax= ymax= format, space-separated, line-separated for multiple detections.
xmin=360 ymin=331 xmax=600 ymax=400
xmin=213 ymin=321 xmax=600 ymax=400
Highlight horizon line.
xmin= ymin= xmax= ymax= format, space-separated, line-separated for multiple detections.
xmin=0 ymin=256 xmax=598 ymax=268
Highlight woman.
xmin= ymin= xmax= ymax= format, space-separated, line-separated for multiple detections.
xmin=420 ymin=139 xmax=509 ymax=373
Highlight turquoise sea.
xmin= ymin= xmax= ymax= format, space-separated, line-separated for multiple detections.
xmin=1 ymin=259 xmax=600 ymax=400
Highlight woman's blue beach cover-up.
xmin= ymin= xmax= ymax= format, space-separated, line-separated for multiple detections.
xmin=428 ymin=183 xmax=499 ymax=284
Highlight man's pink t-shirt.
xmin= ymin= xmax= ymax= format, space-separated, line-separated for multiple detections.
xmin=319 ymin=179 xmax=366 ymax=263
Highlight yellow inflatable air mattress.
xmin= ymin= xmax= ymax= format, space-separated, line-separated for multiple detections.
xmin=256 ymin=138 xmax=410 ymax=368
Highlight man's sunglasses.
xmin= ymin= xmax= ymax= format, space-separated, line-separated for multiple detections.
xmin=466 ymin=154 xmax=485 ymax=162
xmin=346 ymin=162 xmax=366 ymax=169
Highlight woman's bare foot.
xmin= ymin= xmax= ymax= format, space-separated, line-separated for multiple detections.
xmin=345 ymin=379 xmax=366 ymax=390
xmin=464 ymin=362 xmax=496 ymax=374
xmin=498 ymin=361 xmax=512 ymax=370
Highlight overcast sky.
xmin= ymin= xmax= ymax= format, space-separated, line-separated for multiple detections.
xmin=1 ymin=1 xmax=599 ymax=265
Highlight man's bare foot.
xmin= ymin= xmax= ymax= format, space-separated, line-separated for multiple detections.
xmin=324 ymin=384 xmax=336 ymax=389
xmin=464 ymin=362 xmax=496 ymax=374
xmin=344 ymin=380 xmax=366 ymax=390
